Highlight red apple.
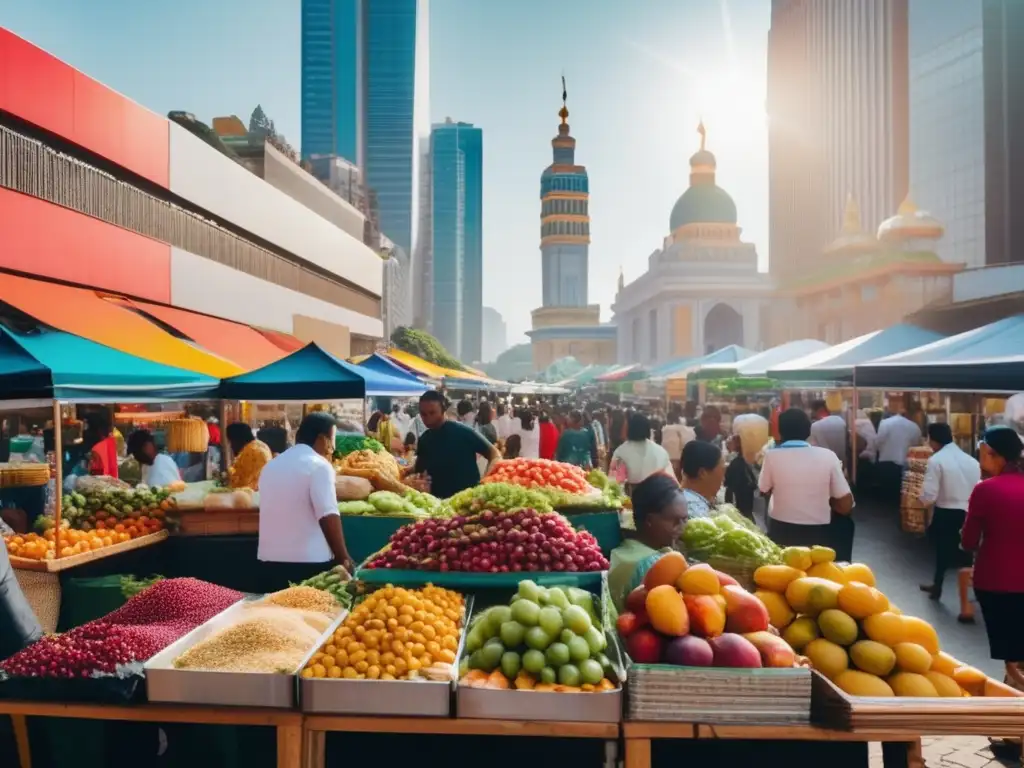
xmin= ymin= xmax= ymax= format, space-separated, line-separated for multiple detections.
xmin=626 ymin=627 xmax=664 ymax=664
xmin=626 ymin=585 xmax=649 ymax=614
xmin=616 ymin=611 xmax=643 ymax=638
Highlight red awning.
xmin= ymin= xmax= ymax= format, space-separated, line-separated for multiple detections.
xmin=131 ymin=301 xmax=288 ymax=371
xmin=258 ymin=328 xmax=306 ymax=354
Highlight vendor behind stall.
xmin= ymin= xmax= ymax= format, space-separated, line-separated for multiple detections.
xmin=257 ymin=412 xmax=353 ymax=590
xmin=225 ymin=423 xmax=272 ymax=490
xmin=84 ymin=412 xmax=118 ymax=478
xmin=126 ymin=430 xmax=182 ymax=488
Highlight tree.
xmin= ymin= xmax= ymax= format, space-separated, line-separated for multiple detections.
xmin=249 ymin=104 xmax=273 ymax=138
xmin=390 ymin=327 xmax=465 ymax=371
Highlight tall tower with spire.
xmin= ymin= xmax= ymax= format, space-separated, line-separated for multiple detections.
xmin=539 ymin=79 xmax=590 ymax=307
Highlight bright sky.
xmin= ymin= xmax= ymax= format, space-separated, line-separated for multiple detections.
xmin=0 ymin=0 xmax=770 ymax=346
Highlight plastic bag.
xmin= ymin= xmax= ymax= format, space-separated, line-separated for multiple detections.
xmin=0 ymin=544 xmax=43 ymax=659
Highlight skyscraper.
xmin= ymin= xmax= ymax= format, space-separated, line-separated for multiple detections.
xmin=540 ymin=85 xmax=590 ymax=306
xmin=429 ymin=119 xmax=483 ymax=361
xmin=300 ymin=0 xmax=429 ymax=260
xmin=481 ymin=307 xmax=508 ymax=363
xmin=767 ymin=0 xmax=909 ymax=276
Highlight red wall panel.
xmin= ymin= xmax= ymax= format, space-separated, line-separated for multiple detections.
xmin=0 ymin=188 xmax=171 ymax=303
xmin=0 ymin=28 xmax=169 ymax=188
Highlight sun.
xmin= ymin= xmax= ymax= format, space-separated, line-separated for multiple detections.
xmin=689 ymin=70 xmax=767 ymax=147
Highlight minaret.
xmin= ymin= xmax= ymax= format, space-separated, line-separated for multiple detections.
xmin=539 ymin=77 xmax=590 ymax=308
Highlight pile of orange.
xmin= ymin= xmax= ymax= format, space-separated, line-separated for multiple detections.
xmin=301 ymin=585 xmax=464 ymax=681
xmin=5 ymin=517 xmax=165 ymax=561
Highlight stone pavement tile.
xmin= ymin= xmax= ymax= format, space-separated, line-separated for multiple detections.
xmin=944 ymin=749 xmax=999 ymax=768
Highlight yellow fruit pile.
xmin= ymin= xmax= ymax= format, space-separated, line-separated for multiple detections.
xmin=753 ymin=545 xmax=985 ymax=698
xmin=301 ymin=585 xmax=464 ymax=681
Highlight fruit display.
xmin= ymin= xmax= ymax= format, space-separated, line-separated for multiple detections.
xmin=585 ymin=468 xmax=626 ymax=509
xmin=337 ymin=489 xmax=446 ymax=519
xmin=680 ymin=508 xmax=781 ymax=565
xmin=482 ymin=458 xmax=595 ymax=496
xmin=336 ymin=449 xmax=406 ymax=493
xmin=366 ymin=508 xmax=609 ymax=573
xmin=0 ymin=578 xmax=242 ymax=679
xmin=615 ymin=551 xmax=796 ymax=669
xmin=5 ymin=516 xmax=163 ymax=562
xmin=296 ymin=565 xmax=355 ymax=609
xmin=300 ymin=585 xmax=464 ymax=680
xmin=173 ymin=588 xmax=342 ymax=673
xmin=447 ymin=483 xmax=554 ymax=515
xmin=752 ymin=547 xmax=980 ymax=697
xmin=458 ymin=582 xmax=617 ymax=692
xmin=58 ymin=485 xmax=173 ymax=534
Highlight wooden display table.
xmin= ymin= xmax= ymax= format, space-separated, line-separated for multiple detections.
xmin=622 ymin=721 xmax=924 ymax=768
xmin=0 ymin=700 xmax=302 ymax=768
xmin=301 ymin=716 xmax=619 ymax=768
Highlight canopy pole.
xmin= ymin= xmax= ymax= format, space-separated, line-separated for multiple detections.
xmin=52 ymin=400 xmax=63 ymax=559
xmin=850 ymin=376 xmax=859 ymax=486
xmin=219 ymin=400 xmax=229 ymax=472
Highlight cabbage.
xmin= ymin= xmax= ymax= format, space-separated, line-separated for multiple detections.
xmin=681 ymin=517 xmax=722 ymax=550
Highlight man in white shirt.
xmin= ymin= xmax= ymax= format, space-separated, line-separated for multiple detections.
xmin=759 ymin=409 xmax=855 ymax=558
xmin=390 ymin=403 xmax=411 ymax=444
xmin=258 ymin=412 xmax=353 ymax=590
xmin=808 ymin=400 xmax=849 ymax=467
xmin=918 ymin=422 xmax=980 ymax=600
xmin=125 ymin=430 xmax=182 ymax=488
xmin=660 ymin=408 xmax=695 ymax=480
xmin=874 ymin=410 xmax=924 ymax=502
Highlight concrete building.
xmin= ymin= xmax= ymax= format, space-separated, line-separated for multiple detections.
xmin=0 ymin=28 xmax=382 ymax=360
xmin=481 ymin=307 xmax=508 ymax=364
xmin=768 ymin=0 xmax=909 ymax=277
xmin=527 ymin=86 xmax=616 ymax=372
xmin=613 ymin=125 xmax=773 ymax=364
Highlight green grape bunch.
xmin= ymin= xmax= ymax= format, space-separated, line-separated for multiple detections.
xmin=448 ymin=482 xmax=554 ymax=516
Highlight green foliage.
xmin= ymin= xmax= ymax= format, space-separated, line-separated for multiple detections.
xmin=390 ymin=326 xmax=465 ymax=371
xmin=706 ymin=376 xmax=780 ymax=395
xmin=167 ymin=111 xmax=238 ymax=159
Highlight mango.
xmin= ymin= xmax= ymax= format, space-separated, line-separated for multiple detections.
xmin=684 ymin=594 xmax=726 ymax=638
xmin=893 ymin=643 xmax=933 ymax=675
xmin=834 ymin=669 xmax=895 ymax=697
xmin=805 ymin=638 xmax=849 ymax=680
xmin=806 ymin=561 xmax=848 ymax=584
xmin=645 ymin=584 xmax=689 ymax=636
xmin=930 ymin=651 xmax=960 ymax=677
xmin=818 ymin=609 xmax=859 ymax=646
xmin=753 ymin=565 xmax=806 ymax=593
xmin=781 ymin=546 xmax=813 ymax=571
xmin=849 ymin=640 xmax=896 ymax=677
xmin=676 ymin=563 xmax=720 ymax=596
xmin=722 ymin=585 xmax=770 ymax=634
xmin=754 ymin=589 xmax=795 ymax=629
xmin=952 ymin=665 xmax=987 ymax=696
xmin=862 ymin=612 xmax=907 ymax=646
xmin=743 ymin=630 xmax=797 ymax=668
xmin=925 ymin=672 xmax=964 ymax=698
xmin=837 ymin=581 xmax=889 ymax=619
xmin=785 ymin=577 xmax=842 ymax=614
xmin=888 ymin=672 xmax=939 ymax=698
xmin=810 ymin=545 xmax=837 ymax=564
xmin=782 ymin=616 xmax=820 ymax=651
xmin=643 ymin=551 xmax=689 ymax=590
xmin=842 ymin=563 xmax=876 ymax=587
xmin=902 ymin=616 xmax=940 ymax=654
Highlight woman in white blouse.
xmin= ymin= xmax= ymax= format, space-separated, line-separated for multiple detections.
xmin=516 ymin=410 xmax=541 ymax=459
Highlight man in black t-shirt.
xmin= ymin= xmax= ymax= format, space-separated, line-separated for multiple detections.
xmin=412 ymin=391 xmax=501 ymax=499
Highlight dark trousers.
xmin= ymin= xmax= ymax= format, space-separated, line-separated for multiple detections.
xmin=929 ymin=506 xmax=970 ymax=594
xmin=259 ymin=560 xmax=332 ymax=593
xmin=876 ymin=461 xmax=904 ymax=503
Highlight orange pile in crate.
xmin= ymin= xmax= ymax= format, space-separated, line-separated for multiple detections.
xmin=5 ymin=518 xmax=164 ymax=561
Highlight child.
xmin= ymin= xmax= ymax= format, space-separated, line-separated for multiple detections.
xmin=723 ymin=434 xmax=757 ymax=522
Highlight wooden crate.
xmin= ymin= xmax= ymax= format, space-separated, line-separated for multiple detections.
xmin=812 ymin=670 xmax=1024 ymax=735
xmin=174 ymin=508 xmax=259 ymax=537
xmin=900 ymin=500 xmax=927 ymax=534
xmin=9 ymin=530 xmax=169 ymax=573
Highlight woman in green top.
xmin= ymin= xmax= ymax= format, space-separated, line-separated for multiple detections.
xmin=608 ymin=473 xmax=688 ymax=612
xmin=555 ymin=410 xmax=595 ymax=468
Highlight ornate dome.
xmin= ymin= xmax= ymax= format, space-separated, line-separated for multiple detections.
xmin=877 ymin=195 xmax=945 ymax=242
xmin=669 ymin=122 xmax=738 ymax=231
xmin=670 ymin=184 xmax=738 ymax=230
xmin=824 ymin=195 xmax=878 ymax=255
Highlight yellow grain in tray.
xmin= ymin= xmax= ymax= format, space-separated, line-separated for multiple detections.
xmin=260 ymin=586 xmax=339 ymax=614
xmin=173 ymin=607 xmax=327 ymax=673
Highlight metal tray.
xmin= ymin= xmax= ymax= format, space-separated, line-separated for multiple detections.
xmin=298 ymin=595 xmax=473 ymax=716
xmin=145 ymin=597 xmax=341 ymax=708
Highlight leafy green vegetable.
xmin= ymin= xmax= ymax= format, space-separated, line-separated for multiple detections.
xmin=335 ymin=435 xmax=385 ymax=459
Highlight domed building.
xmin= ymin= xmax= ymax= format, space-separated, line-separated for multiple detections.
xmin=612 ymin=124 xmax=774 ymax=364
xmin=764 ymin=192 xmax=963 ymax=345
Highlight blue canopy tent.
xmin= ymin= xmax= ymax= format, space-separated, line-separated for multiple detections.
xmin=854 ymin=315 xmax=1024 ymax=392
xmin=357 ymin=352 xmax=429 ymax=388
xmin=767 ymin=324 xmax=945 ymax=383
xmin=688 ymin=339 xmax=831 ymax=380
xmin=646 ymin=345 xmax=754 ymax=382
xmin=220 ymin=343 xmax=427 ymax=401
xmin=0 ymin=325 xmax=219 ymax=402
